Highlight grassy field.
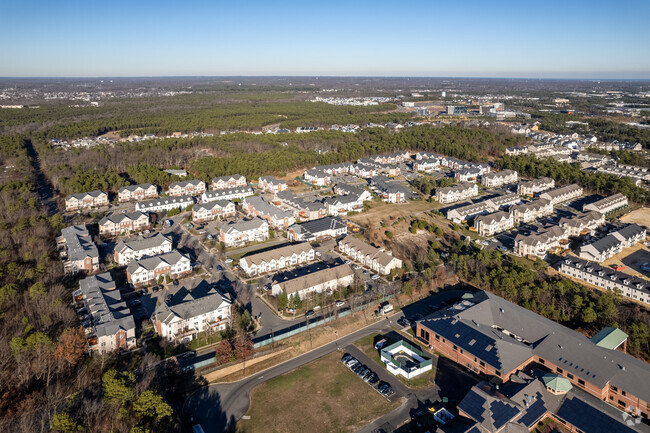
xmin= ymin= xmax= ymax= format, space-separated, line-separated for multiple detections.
xmin=354 ymin=333 xmax=437 ymax=390
xmin=237 ymin=351 xmax=399 ymax=433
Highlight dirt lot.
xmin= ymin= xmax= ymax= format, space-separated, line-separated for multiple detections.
xmin=348 ymin=200 xmax=439 ymax=228
xmin=602 ymin=243 xmax=650 ymax=279
xmin=620 ymin=207 xmax=650 ymax=228
xmin=236 ymin=351 xmax=400 ymax=433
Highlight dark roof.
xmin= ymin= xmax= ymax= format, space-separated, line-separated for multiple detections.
xmin=290 ymin=217 xmax=346 ymax=236
xmin=556 ymin=396 xmax=638 ymax=433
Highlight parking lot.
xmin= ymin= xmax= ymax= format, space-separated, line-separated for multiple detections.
xmin=342 ymin=346 xmax=407 ymax=403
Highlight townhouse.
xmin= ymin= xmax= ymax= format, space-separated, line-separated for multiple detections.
xmin=57 ymin=225 xmax=100 ymax=276
xmin=74 ymin=273 xmax=136 ymax=354
xmin=99 ymin=212 xmax=150 ymax=237
xmin=258 ymin=176 xmax=288 ymax=193
xmin=558 ymin=211 xmax=605 ymax=237
xmin=485 ymin=193 xmax=521 ymax=209
xmin=370 ymin=176 xmax=412 ymax=203
xmin=201 ymin=186 xmax=254 ymax=203
xmin=65 ymin=190 xmax=109 ymax=211
xmin=219 ymin=217 xmax=269 ymax=248
xmin=168 ymin=179 xmax=206 ymax=197
xmin=474 ymin=211 xmax=515 ymax=237
xmin=597 ymin=164 xmax=650 ymax=185
xmin=274 ymin=190 xmax=326 ymax=221
xmin=481 ymin=169 xmax=518 ymax=188
xmin=303 ymin=169 xmax=331 ymax=187
xmin=211 ymin=174 xmax=246 ymax=190
xmin=114 ymin=233 xmax=173 ymax=266
xmin=514 ymin=226 xmax=569 ymax=258
xmin=505 ymin=145 xmax=529 ymax=156
xmin=413 ymin=158 xmax=440 ymax=172
xmin=578 ymin=223 xmax=646 ymax=263
xmin=127 ymin=251 xmax=191 ymax=286
xmin=135 ymin=195 xmax=194 ymax=213
xmin=415 ymin=151 xmax=442 ymax=161
xmin=583 ymin=193 xmax=629 ymax=215
xmin=117 ymin=183 xmax=158 ymax=203
xmin=242 ymin=196 xmax=296 ymax=229
xmin=517 ymin=177 xmax=555 ymax=196
xmin=447 ymin=201 xmax=494 ymax=224
xmin=435 ymin=182 xmax=479 ymax=204
xmin=287 ymin=217 xmax=348 ymax=241
xmin=455 ymin=167 xmax=482 ymax=182
xmin=332 ymin=183 xmax=366 ymax=196
xmin=314 ymin=162 xmax=352 ymax=176
xmin=239 ymin=242 xmax=315 ymax=276
xmin=192 ymin=200 xmax=236 ymax=223
xmin=349 ymin=163 xmax=377 ymax=178
xmin=338 ymin=236 xmax=402 ymax=275
xmin=369 ymin=151 xmax=410 ymax=165
xmin=271 ymin=262 xmax=354 ymax=300
xmin=509 ymin=199 xmax=553 ymax=224
xmin=539 ymin=184 xmax=583 ymax=206
xmin=416 ymin=290 xmax=650 ymax=420
xmin=153 ymin=282 xmax=232 ymax=342
xmin=323 ymin=191 xmax=371 ymax=216
xmin=558 ymin=257 xmax=650 ymax=305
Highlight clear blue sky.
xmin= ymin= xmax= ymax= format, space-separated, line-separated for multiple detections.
xmin=1 ymin=0 xmax=649 ymax=78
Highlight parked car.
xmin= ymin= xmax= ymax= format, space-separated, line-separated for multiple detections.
xmin=199 ymin=230 xmax=207 ymax=234
xmin=335 ymin=300 xmax=345 ymax=307
xmin=216 ymin=265 xmax=223 ymax=271
xmin=225 ymin=258 xmax=233 ymax=264
xmin=371 ymin=274 xmax=380 ymax=280
xmin=305 ymin=310 xmax=315 ymax=318
xmin=315 ymin=251 xmax=322 ymax=257
xmin=374 ymin=339 xmax=387 ymax=350
xmin=207 ymin=234 xmax=214 ymax=240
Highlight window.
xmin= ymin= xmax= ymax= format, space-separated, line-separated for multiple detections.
xmin=622 ymin=391 xmax=627 ymax=397
xmin=567 ymin=373 xmax=574 ymax=380
xmin=538 ymin=358 xmax=545 ymax=365
xmin=435 ymin=334 xmax=440 ymax=340
xmin=452 ymin=345 xmax=458 ymax=351
xmin=556 ymin=367 xmax=563 ymax=374
xmin=618 ymin=400 xmax=626 ymax=408
xmin=495 ymin=371 xmax=501 ymax=377
xmin=578 ymin=379 xmax=585 ymax=387
xmin=611 ymin=385 xmax=618 ymax=393
xmin=479 ymin=361 xmax=485 ymax=368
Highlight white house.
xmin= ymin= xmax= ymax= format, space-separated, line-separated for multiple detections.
xmin=303 ymin=169 xmax=331 ymax=186
xmin=114 ymin=233 xmax=173 ymax=265
xmin=509 ymin=199 xmax=553 ymax=224
xmin=168 ymin=179 xmax=206 ymax=196
xmin=338 ymin=236 xmax=402 ymax=275
xmin=211 ymin=174 xmax=246 ymax=190
xmin=99 ymin=212 xmax=150 ymax=237
xmin=239 ymin=242 xmax=314 ymax=276
xmin=583 ymin=193 xmax=628 ymax=215
xmin=192 ymin=200 xmax=236 ymax=223
xmin=539 ymin=184 xmax=583 ymax=206
xmin=242 ymin=196 xmax=296 ymax=229
xmin=435 ymin=183 xmax=479 ymax=204
xmin=201 ymin=186 xmax=254 ymax=203
xmin=271 ymin=262 xmax=354 ymax=300
xmin=517 ymin=177 xmax=555 ymax=196
xmin=474 ymin=211 xmax=515 ymax=237
xmin=117 ymin=184 xmax=158 ymax=203
xmin=258 ymin=176 xmax=288 ymax=193
xmin=135 ymin=195 xmax=194 ymax=213
xmin=219 ymin=217 xmax=269 ymax=248
xmin=481 ymin=170 xmax=518 ymax=188
xmin=65 ymin=191 xmax=109 ymax=211
xmin=126 ymin=251 xmax=191 ymax=286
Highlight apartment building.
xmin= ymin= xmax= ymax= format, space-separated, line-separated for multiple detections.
xmin=168 ymin=179 xmax=206 ymax=197
xmin=153 ymin=282 xmax=232 ymax=342
xmin=415 ymin=151 xmax=442 ymax=161
xmin=474 ymin=211 xmax=515 ymax=237
xmin=271 ymin=262 xmax=354 ymax=300
xmin=455 ymin=167 xmax=482 ymax=182
xmin=211 ymin=174 xmax=246 ymax=190
xmin=370 ymin=176 xmax=411 ymax=203
xmin=539 ymin=184 xmax=583 ymax=206
xmin=413 ymin=158 xmax=440 ymax=172
xmin=314 ymin=163 xmax=352 ymax=176
xmin=323 ymin=191 xmax=370 ymax=216
xmin=517 ymin=177 xmax=555 ymax=196
xmin=287 ymin=217 xmax=348 ymax=241
xmin=481 ymin=169 xmax=518 ymax=188
xmin=274 ymin=190 xmax=326 ymax=221
xmin=509 ymin=199 xmax=553 ymax=224
xmin=514 ymin=226 xmax=569 ymax=258
xmin=242 ymin=196 xmax=296 ymax=229
xmin=99 ymin=212 xmax=150 ymax=237
xmin=192 ymin=200 xmax=236 ymax=223
xmin=117 ymin=183 xmax=158 ymax=203
xmin=369 ymin=151 xmax=410 ymax=165
xmin=435 ymin=182 xmax=479 ymax=204
xmin=57 ymin=225 xmax=100 ymax=276
xmin=338 ymin=236 xmax=402 ymax=275
xmin=258 ymin=176 xmax=288 ymax=193
xmin=114 ymin=233 xmax=173 ymax=266
xmin=126 ymin=251 xmax=191 ymax=286
xmin=303 ymin=169 xmax=331 ymax=186
xmin=239 ymin=242 xmax=314 ymax=276
xmin=135 ymin=195 xmax=194 ymax=213
xmin=578 ymin=224 xmax=647 ymax=262
xmin=485 ymin=193 xmax=521 ymax=209
xmin=349 ymin=163 xmax=377 ymax=178
xmin=65 ymin=190 xmax=109 ymax=211
xmin=558 ymin=211 xmax=605 ymax=237
xmin=583 ymin=193 xmax=629 ymax=215
xmin=219 ymin=217 xmax=269 ymax=247
xmin=447 ymin=201 xmax=494 ymax=224
xmin=201 ymin=186 xmax=254 ymax=203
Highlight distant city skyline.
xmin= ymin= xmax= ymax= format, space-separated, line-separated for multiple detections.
xmin=1 ymin=0 xmax=649 ymax=79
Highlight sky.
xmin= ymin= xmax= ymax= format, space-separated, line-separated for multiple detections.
xmin=1 ymin=0 xmax=649 ymax=78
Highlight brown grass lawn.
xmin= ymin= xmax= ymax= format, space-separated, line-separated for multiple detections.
xmin=236 ymin=351 xmax=400 ymax=433
xmin=348 ymin=200 xmax=438 ymax=227
xmin=620 ymin=207 xmax=650 ymax=227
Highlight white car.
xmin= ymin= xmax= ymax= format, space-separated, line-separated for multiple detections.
xmin=371 ymin=274 xmax=381 ymax=280
xmin=315 ymin=251 xmax=322 ymax=257
xmin=225 ymin=258 xmax=233 ymax=264
xmin=335 ymin=300 xmax=345 ymax=307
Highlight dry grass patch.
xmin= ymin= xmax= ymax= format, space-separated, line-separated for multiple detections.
xmin=620 ymin=207 xmax=650 ymax=227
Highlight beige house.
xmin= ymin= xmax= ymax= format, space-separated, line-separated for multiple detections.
xmin=474 ymin=211 xmax=514 ymax=237
xmin=65 ymin=190 xmax=108 ymax=211
xmin=192 ymin=200 xmax=236 ymax=223
xmin=99 ymin=212 xmax=150 ymax=237
xmin=239 ymin=242 xmax=314 ymax=276
xmin=271 ymin=262 xmax=354 ymax=299
xmin=338 ymin=236 xmax=402 ymax=275
xmin=117 ymin=183 xmax=158 ymax=202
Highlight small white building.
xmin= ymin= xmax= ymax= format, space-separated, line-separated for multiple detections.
xmin=380 ymin=340 xmax=433 ymax=379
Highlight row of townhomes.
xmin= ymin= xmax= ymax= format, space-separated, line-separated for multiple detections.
xmin=480 ymin=169 xmax=518 ymax=188
xmin=201 ymin=186 xmax=254 ymax=203
xmin=242 ymin=196 xmax=296 ymax=229
xmin=168 ymin=179 xmax=206 ymax=197
xmin=239 ymin=242 xmax=314 ymax=276
xmin=583 ymin=193 xmax=629 ymax=215
xmin=370 ymin=176 xmax=412 ymax=203
xmin=74 ymin=273 xmax=136 ymax=354
xmin=416 ymin=291 xmax=650 ymax=424
xmin=219 ymin=217 xmax=269 ymax=248
xmin=539 ymin=184 xmax=584 ymax=206
xmin=274 ymin=190 xmax=327 ymax=221
xmin=447 ymin=193 xmax=521 ymax=224
xmin=578 ymin=223 xmax=647 ymax=263
xmin=436 ymin=182 xmax=479 ymax=204
xmin=558 ymin=257 xmax=650 ymax=305
xmin=323 ymin=189 xmax=372 ymax=215
xmin=65 ymin=190 xmax=109 ymax=211
xmin=514 ymin=226 xmax=570 ymax=258
xmin=287 ymin=216 xmax=348 ymax=242
xmin=517 ymin=177 xmax=555 ymax=196
xmin=474 ymin=211 xmax=514 ymax=237
xmin=117 ymin=183 xmax=158 ymax=202
xmin=136 ymin=195 xmax=194 ymax=213
xmin=211 ymin=174 xmax=246 ymax=190
xmin=57 ymin=225 xmax=100 ymax=275
xmin=270 ymin=261 xmax=354 ymax=300
xmin=258 ymin=176 xmax=288 ymax=193
xmin=114 ymin=233 xmax=173 ymax=265
xmin=192 ymin=200 xmax=236 ymax=223
xmin=510 ymin=199 xmax=554 ymax=223
xmin=126 ymin=251 xmax=192 ymax=286
xmin=99 ymin=212 xmax=150 ymax=237
xmin=338 ymin=236 xmax=403 ymax=275
xmin=558 ymin=210 xmax=605 ymax=237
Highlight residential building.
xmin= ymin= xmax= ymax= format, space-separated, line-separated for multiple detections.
xmin=271 ymin=262 xmax=354 ymax=300
xmin=57 ymin=225 xmax=100 ymax=276
xmin=447 ymin=201 xmax=494 ymax=224
xmin=314 ymin=163 xmax=352 ymax=176
xmin=275 ymin=190 xmax=326 ymax=221
xmin=517 ymin=177 xmax=555 ymax=196
xmin=349 ymin=163 xmax=377 ymax=178
xmin=370 ymin=176 xmax=411 ymax=203
xmin=65 ymin=190 xmax=109 ymax=211
xmin=416 ymin=291 xmax=650 ymax=419
xmin=168 ymin=179 xmax=206 ymax=197
xmin=258 ymin=176 xmax=288 ymax=193
xmin=481 ymin=169 xmax=518 ymax=188
xmin=287 ymin=217 xmax=348 ymax=241
xmin=583 ymin=193 xmax=629 ymax=215
xmin=332 ymin=183 xmax=366 ymax=196
xmin=415 ymin=151 xmax=442 ymax=160
xmin=201 ymin=186 xmax=254 ymax=203
xmin=303 ymin=169 xmax=331 ymax=186
xmin=338 ymin=236 xmax=402 ymax=275
xmin=242 ymin=196 xmax=296 ymax=229
xmin=126 ymin=251 xmax=191 ymax=286
xmin=514 ymin=226 xmax=569 ymax=257
xmin=192 ymin=200 xmax=236 ymax=223
xmin=596 ymin=164 xmax=650 ymax=185
xmin=99 ymin=212 xmax=150 ymax=237
xmin=369 ymin=151 xmax=410 ymax=165
xmin=117 ymin=184 xmax=157 ymax=203
xmin=413 ymin=158 xmax=440 ymax=172
xmin=539 ymin=184 xmax=583 ymax=206
xmin=578 ymin=224 xmax=647 ymax=262
xmin=152 ymin=282 xmax=232 ymax=342
xmin=163 ymin=169 xmax=187 ymax=177
xmin=220 ymin=217 xmax=269 ymax=247
xmin=435 ymin=182 xmax=479 ymax=204
xmin=74 ymin=273 xmax=136 ymax=354
xmin=510 ymin=199 xmax=553 ymax=224
xmin=455 ymin=167 xmax=482 ymax=182
xmin=323 ymin=192 xmax=370 ymax=216
xmin=485 ymin=193 xmax=520 ymax=209
xmin=114 ymin=233 xmax=173 ymax=266
xmin=239 ymin=242 xmax=314 ymax=276
xmin=558 ymin=257 xmax=650 ymax=305
xmin=211 ymin=174 xmax=246 ymax=190
xmin=559 ymin=211 xmax=605 ymax=237
xmin=135 ymin=195 xmax=194 ymax=213
xmin=474 ymin=211 xmax=515 ymax=237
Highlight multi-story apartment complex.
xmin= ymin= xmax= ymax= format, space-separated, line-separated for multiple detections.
xmin=435 ymin=182 xmax=479 ymax=204
xmin=168 ymin=179 xmax=206 ymax=197
xmin=539 ymin=184 xmax=583 ymax=206
xmin=323 ymin=191 xmax=371 ymax=216
xmin=370 ymin=176 xmax=411 ymax=203
xmin=117 ymin=183 xmax=158 ymax=203
xmin=338 ymin=236 xmax=402 ymax=275
xmin=481 ymin=169 xmax=518 ymax=188
xmin=211 ymin=174 xmax=246 ymax=190
xmin=558 ymin=211 xmax=605 ymax=237
xmin=474 ymin=211 xmax=515 ymax=237
xmin=303 ymin=169 xmax=331 ymax=186
xmin=57 ymin=225 xmax=100 ymax=276
xmin=413 ymin=158 xmax=440 ymax=172
xmin=242 ymin=196 xmax=296 ymax=229
xmin=583 ymin=193 xmax=629 ymax=215
xmin=126 ymin=251 xmax=191 ymax=286
xmin=514 ymin=226 xmax=569 ymax=258
xmin=239 ymin=242 xmax=314 ymax=276
xmin=258 ymin=176 xmax=288 ymax=193
xmin=447 ymin=201 xmax=494 ymax=224
xmin=287 ymin=217 xmax=347 ymax=241
xmin=274 ymin=190 xmax=327 ymax=221
xmin=271 ymin=262 xmax=354 ymax=300
xmin=135 ymin=195 xmax=194 ymax=213
xmin=99 ymin=212 xmax=150 ymax=237
xmin=509 ymin=199 xmax=553 ymax=224
xmin=219 ymin=217 xmax=269 ymax=248
xmin=201 ymin=186 xmax=254 ymax=203
xmin=517 ymin=177 xmax=555 ymax=196
xmin=455 ymin=167 xmax=482 ymax=182
xmin=578 ymin=223 xmax=647 ymax=263
xmin=114 ymin=233 xmax=173 ymax=266
xmin=192 ymin=200 xmax=236 ymax=223
xmin=65 ymin=190 xmax=109 ymax=211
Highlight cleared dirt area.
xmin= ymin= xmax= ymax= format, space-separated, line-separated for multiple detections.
xmin=620 ymin=207 xmax=650 ymax=227
xmin=348 ymin=200 xmax=440 ymax=227
xmin=602 ymin=243 xmax=650 ymax=279
xmin=236 ymin=351 xmax=400 ymax=433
